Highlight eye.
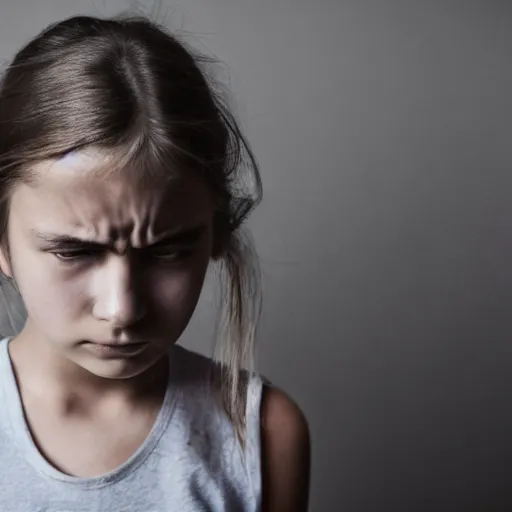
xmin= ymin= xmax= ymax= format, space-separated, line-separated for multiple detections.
xmin=151 ymin=248 xmax=194 ymax=262
xmin=53 ymin=250 xmax=99 ymax=262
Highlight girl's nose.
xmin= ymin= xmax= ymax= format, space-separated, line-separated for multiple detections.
xmin=92 ymin=257 xmax=146 ymax=328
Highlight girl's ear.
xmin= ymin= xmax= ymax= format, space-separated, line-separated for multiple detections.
xmin=0 ymin=243 xmax=13 ymax=279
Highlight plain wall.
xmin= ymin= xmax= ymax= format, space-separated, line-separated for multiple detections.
xmin=1 ymin=1 xmax=512 ymax=510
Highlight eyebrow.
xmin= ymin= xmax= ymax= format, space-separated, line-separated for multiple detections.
xmin=32 ymin=224 xmax=208 ymax=249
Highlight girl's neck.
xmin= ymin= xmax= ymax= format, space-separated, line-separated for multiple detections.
xmin=7 ymin=325 xmax=168 ymax=411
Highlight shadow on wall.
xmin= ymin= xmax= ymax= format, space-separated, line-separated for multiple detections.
xmin=0 ymin=275 xmax=27 ymax=337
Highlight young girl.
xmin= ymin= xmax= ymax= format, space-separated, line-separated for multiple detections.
xmin=0 ymin=14 xmax=310 ymax=511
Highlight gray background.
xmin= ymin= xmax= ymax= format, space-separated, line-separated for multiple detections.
xmin=1 ymin=1 xmax=512 ymax=510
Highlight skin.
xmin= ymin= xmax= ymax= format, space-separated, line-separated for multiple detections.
xmin=0 ymin=148 xmax=310 ymax=508
xmin=261 ymin=387 xmax=311 ymax=512
xmin=2 ymin=150 xmax=214 ymax=385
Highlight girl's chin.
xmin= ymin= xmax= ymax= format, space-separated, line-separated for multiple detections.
xmin=74 ymin=348 xmax=165 ymax=380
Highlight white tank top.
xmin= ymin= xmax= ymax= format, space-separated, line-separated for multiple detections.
xmin=0 ymin=337 xmax=263 ymax=511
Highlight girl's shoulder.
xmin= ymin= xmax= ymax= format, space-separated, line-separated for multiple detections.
xmin=170 ymin=344 xmax=267 ymax=428
xmin=259 ymin=385 xmax=311 ymax=511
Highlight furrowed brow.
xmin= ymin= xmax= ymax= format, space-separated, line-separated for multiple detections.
xmin=32 ymin=230 xmax=103 ymax=247
xmin=150 ymin=225 xmax=207 ymax=247
xmin=31 ymin=224 xmax=207 ymax=248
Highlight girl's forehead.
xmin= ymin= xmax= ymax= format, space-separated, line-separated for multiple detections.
xmin=35 ymin=147 xmax=164 ymax=183
xmin=48 ymin=147 xmax=120 ymax=175
xmin=12 ymin=151 xmax=213 ymax=235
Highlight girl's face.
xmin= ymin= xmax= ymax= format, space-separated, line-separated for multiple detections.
xmin=0 ymin=149 xmax=215 ymax=379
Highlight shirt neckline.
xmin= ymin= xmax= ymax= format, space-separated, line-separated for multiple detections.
xmin=0 ymin=336 xmax=180 ymax=489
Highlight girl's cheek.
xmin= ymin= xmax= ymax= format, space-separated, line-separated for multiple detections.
xmin=16 ymin=254 xmax=87 ymax=317
xmin=154 ymin=268 xmax=203 ymax=304
xmin=152 ymin=262 xmax=209 ymax=312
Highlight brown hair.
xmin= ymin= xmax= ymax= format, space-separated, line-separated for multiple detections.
xmin=0 ymin=15 xmax=262 ymax=442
